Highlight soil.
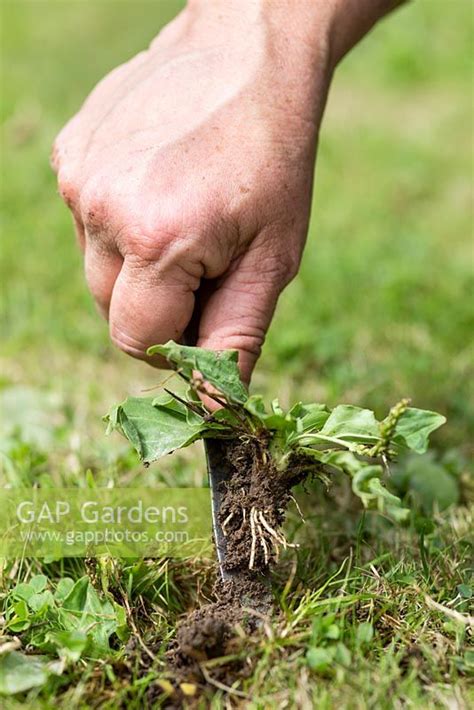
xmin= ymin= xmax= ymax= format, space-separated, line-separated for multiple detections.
xmin=164 ymin=434 xmax=312 ymax=699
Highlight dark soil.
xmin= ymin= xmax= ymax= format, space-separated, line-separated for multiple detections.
xmin=216 ymin=435 xmax=309 ymax=573
xmin=164 ymin=434 xmax=312 ymax=696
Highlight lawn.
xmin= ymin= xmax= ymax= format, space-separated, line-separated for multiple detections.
xmin=0 ymin=1 xmax=473 ymax=708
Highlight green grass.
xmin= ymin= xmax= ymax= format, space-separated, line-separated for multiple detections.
xmin=1 ymin=1 xmax=473 ymax=707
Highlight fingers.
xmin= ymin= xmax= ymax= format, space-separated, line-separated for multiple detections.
xmin=108 ymin=256 xmax=196 ymax=361
xmin=84 ymin=240 xmax=123 ymax=319
xmin=196 ymin=235 xmax=299 ymax=385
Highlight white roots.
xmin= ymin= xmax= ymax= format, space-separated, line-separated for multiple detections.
xmin=222 ymin=505 xmax=299 ymax=570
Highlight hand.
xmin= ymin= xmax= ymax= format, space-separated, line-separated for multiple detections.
xmin=51 ymin=0 xmax=393 ymax=383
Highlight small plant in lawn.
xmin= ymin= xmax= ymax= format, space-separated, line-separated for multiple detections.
xmin=107 ymin=340 xmax=446 ymax=575
xmin=104 ymin=340 xmax=448 ymax=686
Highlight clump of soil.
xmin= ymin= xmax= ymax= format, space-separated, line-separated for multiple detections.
xmin=216 ymin=435 xmax=309 ymax=574
xmin=167 ymin=574 xmax=270 ymax=684
xmin=166 ymin=434 xmax=311 ymax=692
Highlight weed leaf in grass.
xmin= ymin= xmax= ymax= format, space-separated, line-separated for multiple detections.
xmin=106 ymin=396 xmax=203 ymax=464
xmin=391 ymin=408 xmax=447 ymax=454
xmin=319 ymin=405 xmax=380 ymax=443
xmin=148 ymin=341 xmax=248 ymax=404
xmin=391 ymin=453 xmax=459 ymax=512
xmin=107 ymin=341 xmax=447 ymax=520
xmin=46 ymin=630 xmax=89 ymax=662
xmin=60 ymin=576 xmax=127 ymax=651
xmin=0 ymin=651 xmax=63 ymax=695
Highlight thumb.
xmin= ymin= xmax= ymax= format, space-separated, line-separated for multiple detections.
xmin=196 ymin=241 xmax=295 ymax=385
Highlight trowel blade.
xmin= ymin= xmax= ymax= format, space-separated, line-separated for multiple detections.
xmin=204 ymin=438 xmax=235 ymax=581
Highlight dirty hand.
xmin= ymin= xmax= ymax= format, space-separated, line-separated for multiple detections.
xmin=52 ymin=0 xmax=391 ymax=384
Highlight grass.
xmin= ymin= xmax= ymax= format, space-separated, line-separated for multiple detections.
xmin=0 ymin=0 xmax=473 ymax=707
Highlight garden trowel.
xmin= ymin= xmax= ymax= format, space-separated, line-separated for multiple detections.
xmin=183 ymin=326 xmax=272 ymax=614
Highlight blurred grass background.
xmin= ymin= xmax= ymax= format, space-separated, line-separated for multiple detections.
xmin=1 ymin=0 xmax=473 ymax=462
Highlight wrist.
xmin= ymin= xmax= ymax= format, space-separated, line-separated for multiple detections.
xmin=186 ymin=1 xmax=332 ymax=52
xmin=183 ymin=0 xmax=334 ymax=106
xmin=185 ymin=0 xmax=402 ymax=71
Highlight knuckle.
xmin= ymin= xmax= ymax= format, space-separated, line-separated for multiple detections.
xmin=57 ymin=170 xmax=79 ymax=209
xmin=249 ymin=230 xmax=302 ymax=288
xmin=258 ymin=251 xmax=298 ymax=288
xmin=125 ymin=221 xmax=192 ymax=266
xmin=80 ymin=181 xmax=109 ymax=234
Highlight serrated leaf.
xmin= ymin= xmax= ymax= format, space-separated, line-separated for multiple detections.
xmin=320 ymin=405 xmax=380 ymax=442
xmin=105 ymin=396 xmax=203 ymax=464
xmin=392 ymin=408 xmax=446 ymax=454
xmin=148 ymin=341 xmax=248 ymax=404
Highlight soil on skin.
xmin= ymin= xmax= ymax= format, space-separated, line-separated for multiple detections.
xmin=166 ymin=435 xmax=312 ymax=694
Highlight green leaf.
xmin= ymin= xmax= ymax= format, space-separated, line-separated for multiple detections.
xmin=320 ymin=450 xmax=365 ymax=476
xmin=148 ymin=341 xmax=248 ymax=404
xmin=351 ymin=466 xmax=410 ymax=521
xmin=334 ymin=642 xmax=351 ymax=667
xmin=54 ymin=577 xmax=75 ymax=601
xmin=457 ymin=584 xmax=472 ymax=599
xmin=320 ymin=405 xmax=380 ymax=442
xmin=60 ymin=576 xmax=124 ymax=651
xmin=392 ymin=454 xmax=459 ymax=512
xmin=7 ymin=600 xmax=30 ymax=632
xmin=356 ymin=622 xmax=374 ymax=646
xmin=245 ymin=395 xmax=288 ymax=429
xmin=325 ymin=624 xmax=340 ymax=640
xmin=297 ymin=403 xmax=330 ymax=433
xmin=27 ymin=590 xmax=55 ymax=613
xmin=105 ymin=396 xmax=203 ymax=464
xmin=392 ymin=408 xmax=446 ymax=453
xmin=0 ymin=652 xmax=62 ymax=695
xmin=11 ymin=582 xmax=35 ymax=602
xmin=47 ymin=630 xmax=88 ymax=663
xmin=306 ymin=647 xmax=334 ymax=673
xmin=352 ymin=465 xmax=384 ymax=506
xmin=29 ymin=574 xmax=47 ymax=593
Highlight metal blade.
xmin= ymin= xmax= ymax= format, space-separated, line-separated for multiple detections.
xmin=204 ymin=438 xmax=235 ymax=581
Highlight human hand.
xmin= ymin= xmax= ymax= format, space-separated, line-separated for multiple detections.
xmin=52 ymin=0 xmax=393 ymax=383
